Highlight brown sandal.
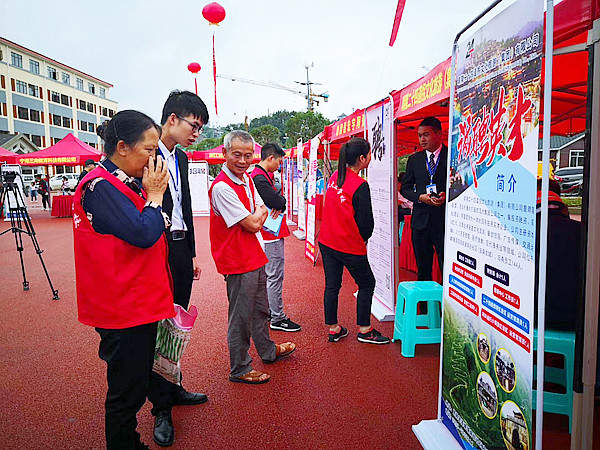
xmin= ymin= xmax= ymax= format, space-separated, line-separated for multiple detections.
xmin=229 ymin=369 xmax=270 ymax=384
xmin=264 ymin=342 xmax=296 ymax=364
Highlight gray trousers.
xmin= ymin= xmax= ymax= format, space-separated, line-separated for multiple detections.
xmin=264 ymin=239 xmax=287 ymax=322
xmin=225 ymin=267 xmax=276 ymax=377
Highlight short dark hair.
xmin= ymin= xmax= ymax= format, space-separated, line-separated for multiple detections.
xmin=161 ymin=90 xmax=209 ymax=125
xmin=537 ymin=178 xmax=562 ymax=195
xmin=419 ymin=116 xmax=442 ymax=131
xmin=97 ymin=110 xmax=161 ymax=157
xmin=261 ymin=142 xmax=285 ymax=160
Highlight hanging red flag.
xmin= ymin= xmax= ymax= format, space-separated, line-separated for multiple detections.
xmin=389 ymin=0 xmax=407 ymax=47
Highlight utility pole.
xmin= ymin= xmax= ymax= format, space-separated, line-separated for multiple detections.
xmin=305 ymin=63 xmax=312 ymax=111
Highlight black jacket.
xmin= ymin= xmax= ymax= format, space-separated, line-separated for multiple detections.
xmin=400 ymin=145 xmax=448 ymax=230
xmin=162 ymin=148 xmax=196 ymax=257
xmin=252 ymin=165 xmax=286 ymax=211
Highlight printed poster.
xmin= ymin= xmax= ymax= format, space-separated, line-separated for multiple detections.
xmin=188 ymin=161 xmax=210 ymax=216
xmin=441 ymin=1 xmax=543 ymax=449
xmin=305 ymin=137 xmax=319 ymax=262
xmin=366 ymin=99 xmax=395 ymax=320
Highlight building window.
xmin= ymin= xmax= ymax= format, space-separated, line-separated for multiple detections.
xmin=51 ymin=91 xmax=60 ymax=103
xmin=28 ymin=84 xmax=40 ymax=98
xmin=16 ymin=80 xmax=27 ymax=94
xmin=109 ymin=109 xmax=114 ymax=118
xmin=88 ymin=122 xmax=95 ymax=133
xmin=88 ymin=83 xmax=95 ymax=94
xmin=17 ymin=106 xmax=29 ymax=120
xmin=61 ymin=94 xmax=69 ymax=106
xmin=570 ymin=150 xmax=584 ymax=167
xmin=76 ymin=78 xmax=84 ymax=90
xmin=30 ymin=110 xmax=40 ymax=122
xmin=62 ymin=73 xmax=70 ymax=85
xmin=30 ymin=135 xmax=42 ymax=147
xmin=11 ymin=52 xmax=23 ymax=68
xmin=80 ymin=121 xmax=87 ymax=132
xmin=29 ymin=60 xmax=40 ymax=74
xmin=101 ymin=107 xmax=108 ymax=116
xmin=99 ymin=87 xmax=106 ymax=99
xmin=53 ymin=137 xmax=63 ymax=146
xmin=52 ymin=114 xmax=62 ymax=126
xmin=62 ymin=116 xmax=70 ymax=128
xmin=48 ymin=67 xmax=58 ymax=80
xmin=88 ymin=142 xmax=96 ymax=149
xmin=78 ymin=99 xmax=86 ymax=110
xmin=87 ymin=102 xmax=94 ymax=112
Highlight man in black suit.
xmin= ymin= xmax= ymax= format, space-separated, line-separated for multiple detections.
xmin=401 ymin=116 xmax=447 ymax=281
xmin=152 ymin=90 xmax=209 ymax=447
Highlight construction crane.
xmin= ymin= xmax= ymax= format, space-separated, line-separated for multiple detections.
xmin=217 ymin=72 xmax=329 ymax=112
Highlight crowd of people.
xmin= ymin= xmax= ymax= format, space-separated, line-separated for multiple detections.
xmin=68 ymin=87 xmax=587 ymax=450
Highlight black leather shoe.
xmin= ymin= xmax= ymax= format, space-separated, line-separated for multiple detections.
xmin=153 ymin=410 xmax=174 ymax=447
xmin=173 ymin=388 xmax=208 ymax=406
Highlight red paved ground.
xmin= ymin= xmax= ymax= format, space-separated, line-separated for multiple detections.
xmin=0 ymin=211 xmax=594 ymax=449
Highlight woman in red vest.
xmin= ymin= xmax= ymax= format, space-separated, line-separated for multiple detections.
xmin=73 ymin=110 xmax=174 ymax=449
xmin=319 ymin=137 xmax=390 ymax=344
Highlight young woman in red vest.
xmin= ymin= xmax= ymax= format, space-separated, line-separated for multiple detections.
xmin=73 ymin=110 xmax=175 ymax=449
xmin=319 ymin=137 xmax=390 ymax=344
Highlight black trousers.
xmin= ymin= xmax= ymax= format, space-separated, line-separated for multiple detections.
xmin=97 ymin=322 xmax=159 ymax=450
xmin=41 ymin=192 xmax=50 ymax=209
xmin=412 ymin=223 xmax=445 ymax=281
xmin=320 ymin=243 xmax=375 ymax=327
xmin=150 ymin=235 xmax=195 ymax=414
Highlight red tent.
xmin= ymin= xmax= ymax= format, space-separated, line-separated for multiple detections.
xmin=190 ymin=142 xmax=262 ymax=164
xmin=0 ymin=147 xmax=19 ymax=164
xmin=15 ymin=133 xmax=101 ymax=166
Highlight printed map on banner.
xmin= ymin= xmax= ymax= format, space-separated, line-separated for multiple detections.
xmin=441 ymin=0 xmax=543 ymax=449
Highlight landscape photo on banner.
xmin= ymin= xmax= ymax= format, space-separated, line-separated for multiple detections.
xmin=440 ymin=0 xmax=543 ymax=449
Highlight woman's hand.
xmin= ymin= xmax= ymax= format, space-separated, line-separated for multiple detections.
xmin=143 ymin=155 xmax=169 ymax=205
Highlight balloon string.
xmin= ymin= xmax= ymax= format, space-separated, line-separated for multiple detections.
xmin=213 ymin=32 xmax=218 ymax=116
xmin=195 ymin=78 xmax=198 ymax=96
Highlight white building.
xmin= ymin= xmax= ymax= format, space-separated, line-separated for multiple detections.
xmin=0 ymin=36 xmax=118 ymax=153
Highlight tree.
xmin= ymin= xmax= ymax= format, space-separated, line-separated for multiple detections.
xmin=249 ymin=110 xmax=294 ymax=142
xmin=187 ymin=137 xmax=223 ymax=151
xmin=285 ymin=111 xmax=330 ymax=143
xmin=250 ymin=125 xmax=281 ymax=146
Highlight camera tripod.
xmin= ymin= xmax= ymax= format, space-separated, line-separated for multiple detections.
xmin=0 ymin=173 xmax=60 ymax=300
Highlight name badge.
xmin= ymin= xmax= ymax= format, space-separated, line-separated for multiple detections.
xmin=426 ymin=184 xmax=437 ymax=195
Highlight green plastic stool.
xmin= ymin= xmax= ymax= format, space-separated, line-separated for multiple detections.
xmin=393 ymin=281 xmax=443 ymax=357
xmin=532 ymin=328 xmax=575 ymax=433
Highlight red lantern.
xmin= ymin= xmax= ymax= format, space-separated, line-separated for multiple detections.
xmin=187 ymin=62 xmax=201 ymax=74
xmin=187 ymin=62 xmax=201 ymax=95
xmin=202 ymin=2 xmax=226 ymax=25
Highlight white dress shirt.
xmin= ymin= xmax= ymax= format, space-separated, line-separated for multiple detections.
xmin=158 ymin=140 xmax=187 ymax=232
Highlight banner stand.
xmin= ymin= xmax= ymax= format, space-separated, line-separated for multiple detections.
xmin=413 ymin=420 xmax=464 ymax=450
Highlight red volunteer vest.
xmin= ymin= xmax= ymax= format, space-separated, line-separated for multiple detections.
xmin=73 ymin=166 xmax=175 ymax=329
xmin=249 ymin=166 xmax=290 ymax=240
xmin=209 ymin=170 xmax=269 ymax=275
xmin=319 ymin=169 xmax=368 ymax=255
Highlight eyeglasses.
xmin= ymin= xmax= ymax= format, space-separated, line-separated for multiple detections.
xmin=177 ymin=116 xmax=203 ymax=134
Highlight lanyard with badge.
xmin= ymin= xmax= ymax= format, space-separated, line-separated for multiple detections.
xmin=425 ymin=153 xmax=440 ymax=196
xmin=158 ymin=148 xmax=181 ymax=203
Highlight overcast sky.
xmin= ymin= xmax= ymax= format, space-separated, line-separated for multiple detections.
xmin=2 ymin=0 xmax=512 ymax=128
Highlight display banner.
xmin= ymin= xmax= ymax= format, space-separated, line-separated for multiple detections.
xmin=440 ymin=1 xmax=543 ymax=449
xmin=188 ymin=161 xmax=210 ymax=216
xmin=284 ymin=159 xmax=295 ymax=224
xmin=366 ymin=99 xmax=395 ymax=321
xmin=297 ymin=139 xmax=306 ymax=233
xmin=305 ymin=137 xmax=319 ymax=262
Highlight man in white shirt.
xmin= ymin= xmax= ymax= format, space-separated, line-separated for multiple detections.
xmin=151 ymin=90 xmax=209 ymax=447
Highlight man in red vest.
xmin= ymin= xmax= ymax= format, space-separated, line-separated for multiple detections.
xmin=209 ymin=130 xmax=296 ymax=384
xmin=250 ymin=143 xmax=301 ymax=332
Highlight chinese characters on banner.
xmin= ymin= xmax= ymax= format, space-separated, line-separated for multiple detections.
xmin=297 ymin=139 xmax=306 ymax=233
xmin=305 ymin=137 xmax=319 ymax=262
xmin=440 ymin=1 xmax=543 ymax=449
xmin=366 ymin=99 xmax=396 ymax=321
xmin=188 ymin=161 xmax=210 ymax=216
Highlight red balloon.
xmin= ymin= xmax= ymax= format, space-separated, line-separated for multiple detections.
xmin=187 ymin=62 xmax=201 ymax=74
xmin=202 ymin=2 xmax=226 ymax=25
